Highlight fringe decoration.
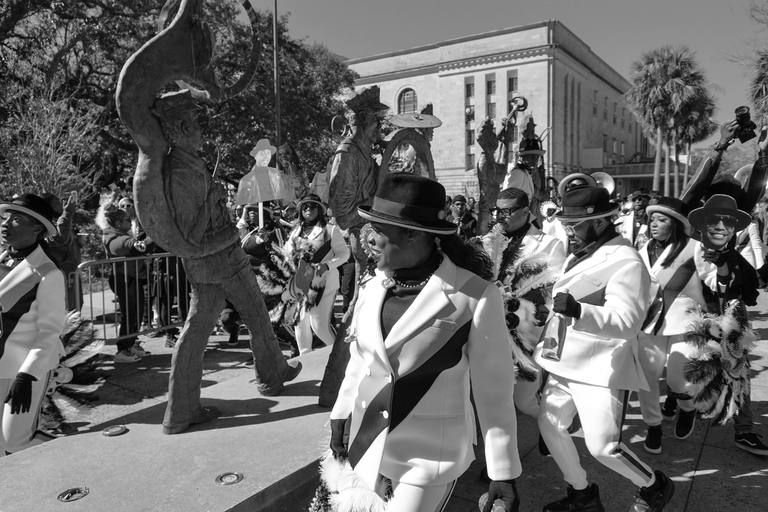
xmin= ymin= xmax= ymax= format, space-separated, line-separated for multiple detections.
xmin=683 ymin=300 xmax=756 ymax=425
xmin=255 ymin=235 xmax=329 ymax=328
xmin=479 ymin=228 xmax=558 ymax=382
xmin=309 ymin=451 xmax=391 ymax=512
xmin=40 ymin=311 xmax=109 ymax=434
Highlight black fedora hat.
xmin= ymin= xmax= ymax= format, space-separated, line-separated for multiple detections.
xmin=0 ymin=193 xmax=57 ymax=237
xmin=358 ymin=173 xmax=457 ymax=235
xmin=557 ymin=185 xmax=619 ymax=221
xmin=688 ymin=194 xmax=751 ymax=233
xmin=296 ymin=194 xmax=327 ymax=216
xmin=646 ymin=196 xmax=691 ymax=230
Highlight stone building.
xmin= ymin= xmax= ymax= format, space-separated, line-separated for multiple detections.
xmin=347 ymin=20 xmax=652 ymax=198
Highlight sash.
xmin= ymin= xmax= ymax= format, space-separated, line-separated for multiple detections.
xmin=0 ymin=260 xmax=56 ymax=357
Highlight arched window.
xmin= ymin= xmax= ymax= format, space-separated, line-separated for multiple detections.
xmin=398 ymin=89 xmax=418 ymax=114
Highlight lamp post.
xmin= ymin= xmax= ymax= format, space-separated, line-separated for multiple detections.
xmin=273 ymin=0 xmax=281 ymax=153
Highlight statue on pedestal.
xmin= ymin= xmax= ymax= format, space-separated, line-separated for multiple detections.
xmin=115 ymin=0 xmax=300 ymax=434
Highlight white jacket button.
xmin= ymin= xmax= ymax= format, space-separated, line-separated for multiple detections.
xmin=366 ymin=368 xmax=372 ymax=376
xmin=361 ymin=400 xmax=367 ymax=409
xmin=382 ymin=410 xmax=389 ymax=419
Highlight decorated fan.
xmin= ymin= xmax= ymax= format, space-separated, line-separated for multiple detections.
xmin=683 ymin=300 xmax=756 ymax=425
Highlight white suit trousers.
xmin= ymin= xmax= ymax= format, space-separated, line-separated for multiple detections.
xmin=539 ymin=374 xmax=654 ymax=489
xmin=1 ymin=373 xmax=53 ymax=455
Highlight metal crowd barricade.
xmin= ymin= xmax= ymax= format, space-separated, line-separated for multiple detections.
xmin=75 ymin=253 xmax=191 ymax=343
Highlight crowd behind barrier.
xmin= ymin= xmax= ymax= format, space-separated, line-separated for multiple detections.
xmin=75 ymin=252 xmax=191 ymax=343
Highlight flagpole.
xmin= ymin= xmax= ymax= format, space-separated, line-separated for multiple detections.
xmin=273 ymin=0 xmax=281 ymax=156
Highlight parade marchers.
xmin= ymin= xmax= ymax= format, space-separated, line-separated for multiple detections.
xmin=2 ymin=88 xmax=768 ymax=512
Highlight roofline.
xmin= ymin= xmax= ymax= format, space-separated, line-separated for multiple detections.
xmin=345 ymin=20 xmax=552 ymax=65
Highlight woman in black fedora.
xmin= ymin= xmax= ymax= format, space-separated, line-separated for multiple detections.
xmin=684 ymin=194 xmax=768 ymax=456
xmin=0 ymin=193 xmax=66 ymax=454
xmin=323 ymin=174 xmax=521 ymax=512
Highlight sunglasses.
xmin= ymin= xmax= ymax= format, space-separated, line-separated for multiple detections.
xmin=489 ymin=205 xmax=525 ymax=217
xmin=705 ymin=214 xmax=737 ymax=230
xmin=302 ymin=203 xmax=320 ymax=211
xmin=561 ymin=219 xmax=590 ymax=237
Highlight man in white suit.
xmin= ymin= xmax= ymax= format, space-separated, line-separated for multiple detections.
xmin=0 ymin=194 xmax=66 ymax=455
xmin=329 ymin=173 xmax=522 ymax=512
xmin=535 ymin=186 xmax=675 ymax=512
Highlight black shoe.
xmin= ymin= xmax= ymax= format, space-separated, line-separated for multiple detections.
xmin=226 ymin=331 xmax=239 ymax=347
xmin=539 ymin=434 xmax=551 ymax=456
xmin=661 ymin=394 xmax=677 ymax=422
xmin=630 ymin=470 xmax=674 ymax=512
xmin=734 ymin=432 xmax=768 ymax=456
xmin=282 ymin=361 xmax=302 ymax=383
xmin=543 ymin=483 xmax=605 ymax=512
xmin=674 ymin=409 xmax=696 ymax=440
xmin=644 ymin=425 xmax=663 ymax=454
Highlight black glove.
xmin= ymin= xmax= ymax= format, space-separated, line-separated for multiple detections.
xmin=553 ymin=292 xmax=581 ymax=319
xmin=330 ymin=418 xmax=348 ymax=461
xmin=5 ymin=372 xmax=37 ymax=415
xmin=482 ymin=479 xmax=520 ymax=512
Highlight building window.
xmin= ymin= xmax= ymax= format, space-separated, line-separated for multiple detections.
xmin=603 ymin=134 xmax=608 ymax=152
xmin=466 ymin=129 xmax=475 ymax=147
xmin=594 ymin=90 xmax=598 ymax=102
xmin=508 ymin=76 xmax=518 ymax=92
xmin=487 ymin=79 xmax=496 ymax=95
xmin=612 ymin=138 xmax=617 ymax=156
xmin=629 ymin=121 xmax=632 ymax=133
xmin=466 ymin=153 xmax=475 ymax=169
xmin=614 ymin=102 xmax=617 ymax=112
xmin=487 ymin=102 xmax=496 ymax=118
xmin=466 ymin=82 xmax=475 ymax=98
xmin=604 ymin=109 xmax=607 ymax=121
xmin=613 ymin=114 xmax=617 ymax=125
xmin=604 ymin=97 xmax=608 ymax=107
xmin=593 ymin=103 xmax=598 ymax=116
xmin=621 ymin=141 xmax=625 ymax=159
xmin=397 ymin=88 xmax=418 ymax=114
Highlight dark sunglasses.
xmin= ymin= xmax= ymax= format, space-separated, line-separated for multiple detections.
xmin=302 ymin=203 xmax=320 ymax=210
xmin=705 ymin=214 xmax=737 ymax=230
xmin=489 ymin=205 xmax=525 ymax=217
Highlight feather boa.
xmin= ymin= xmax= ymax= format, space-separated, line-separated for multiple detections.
xmin=255 ymin=234 xmax=329 ymax=328
xmin=40 ymin=311 xmax=108 ymax=434
xmin=683 ymin=300 xmax=756 ymax=425
xmin=308 ymin=451 xmax=392 ymax=512
xmin=479 ymin=227 xmax=558 ymax=382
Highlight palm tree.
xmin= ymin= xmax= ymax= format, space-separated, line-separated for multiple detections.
xmin=676 ymin=90 xmax=717 ymax=190
xmin=750 ymin=48 xmax=768 ymax=122
xmin=626 ymin=46 xmax=706 ymax=196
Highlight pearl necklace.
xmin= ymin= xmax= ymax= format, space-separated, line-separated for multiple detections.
xmin=381 ymin=265 xmax=440 ymax=290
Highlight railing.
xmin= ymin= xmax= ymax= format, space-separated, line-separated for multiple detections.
xmin=75 ymin=253 xmax=191 ymax=343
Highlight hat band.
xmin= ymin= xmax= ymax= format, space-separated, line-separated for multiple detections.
xmin=371 ymin=197 xmax=445 ymax=223
xmin=561 ymin=205 xmax=601 ymax=216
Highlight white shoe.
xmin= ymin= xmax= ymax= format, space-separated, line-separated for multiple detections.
xmin=115 ymin=349 xmax=141 ymax=363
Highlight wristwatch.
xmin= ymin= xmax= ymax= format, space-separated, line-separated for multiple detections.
xmin=713 ymin=140 xmax=731 ymax=152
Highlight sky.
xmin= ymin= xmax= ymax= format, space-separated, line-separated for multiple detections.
xmin=250 ymin=0 xmax=767 ymax=148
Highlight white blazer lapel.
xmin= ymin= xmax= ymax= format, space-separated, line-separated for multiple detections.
xmin=383 ymin=258 xmax=453 ymax=354
xmin=359 ymin=273 xmax=393 ymax=372
xmin=0 ymin=257 xmax=34 ymax=309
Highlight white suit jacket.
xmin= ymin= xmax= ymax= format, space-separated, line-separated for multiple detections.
xmin=331 ymin=255 xmax=522 ymax=489
xmin=0 ymin=246 xmax=66 ymax=380
xmin=283 ymin=223 xmax=350 ymax=291
xmin=639 ymin=239 xmax=706 ymax=336
xmin=535 ymin=236 xmax=651 ymax=391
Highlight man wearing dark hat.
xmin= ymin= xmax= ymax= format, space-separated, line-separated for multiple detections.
xmin=0 ymin=194 xmax=66 ymax=454
xmin=535 ymin=186 xmax=675 ymax=512
xmin=327 ymin=173 xmax=522 ymax=512
xmin=450 ymin=194 xmax=478 ymax=240
xmin=329 ymin=85 xmax=389 ymax=317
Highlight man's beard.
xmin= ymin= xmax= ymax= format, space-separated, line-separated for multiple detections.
xmin=567 ymin=223 xmax=599 ymax=255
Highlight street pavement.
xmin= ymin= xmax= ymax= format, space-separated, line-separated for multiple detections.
xmin=61 ymin=286 xmax=768 ymax=511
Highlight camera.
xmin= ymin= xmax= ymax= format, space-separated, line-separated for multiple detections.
xmin=734 ymin=106 xmax=757 ymax=143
